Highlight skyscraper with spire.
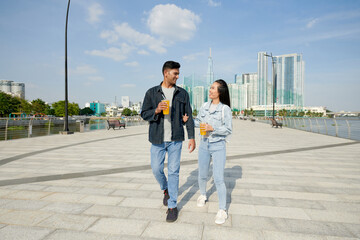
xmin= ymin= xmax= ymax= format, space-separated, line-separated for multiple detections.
xmin=206 ymin=48 xmax=214 ymax=86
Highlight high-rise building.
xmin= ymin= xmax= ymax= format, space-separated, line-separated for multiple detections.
xmin=242 ymin=73 xmax=258 ymax=108
xmin=206 ymin=48 xmax=214 ymax=86
xmin=257 ymin=52 xmax=268 ymax=106
xmin=234 ymin=74 xmax=242 ymax=84
xmin=90 ymin=101 xmax=106 ymax=116
xmin=122 ymin=96 xmax=130 ymax=108
xmin=274 ymin=53 xmax=305 ymax=108
xmin=228 ymin=83 xmax=240 ymax=111
xmin=192 ymin=86 xmax=205 ymax=111
xmin=0 ymin=80 xmax=25 ymax=99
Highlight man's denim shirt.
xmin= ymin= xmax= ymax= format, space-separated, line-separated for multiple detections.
xmin=194 ymin=101 xmax=232 ymax=143
xmin=141 ymin=83 xmax=195 ymax=145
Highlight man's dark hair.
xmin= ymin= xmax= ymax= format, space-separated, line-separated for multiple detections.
xmin=215 ymin=79 xmax=231 ymax=108
xmin=162 ymin=61 xmax=181 ymax=75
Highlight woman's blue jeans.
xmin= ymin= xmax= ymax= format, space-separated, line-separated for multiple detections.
xmin=198 ymin=138 xmax=227 ymax=210
xmin=151 ymin=141 xmax=182 ymax=209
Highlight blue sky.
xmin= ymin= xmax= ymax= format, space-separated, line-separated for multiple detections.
xmin=0 ymin=0 xmax=359 ymax=111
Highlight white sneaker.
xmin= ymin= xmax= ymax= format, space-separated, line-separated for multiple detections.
xmin=215 ymin=209 xmax=228 ymax=225
xmin=197 ymin=195 xmax=207 ymax=207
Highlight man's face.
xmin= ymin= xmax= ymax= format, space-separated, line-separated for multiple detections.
xmin=164 ymin=68 xmax=180 ymax=85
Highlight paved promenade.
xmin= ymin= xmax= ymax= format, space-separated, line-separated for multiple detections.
xmin=0 ymin=119 xmax=359 ymax=240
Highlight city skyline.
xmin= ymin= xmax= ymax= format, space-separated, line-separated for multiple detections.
xmin=0 ymin=0 xmax=359 ymax=111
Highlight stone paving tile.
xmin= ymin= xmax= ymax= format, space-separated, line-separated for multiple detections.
xmin=78 ymin=195 xmax=124 ymax=205
xmin=75 ymin=187 xmax=115 ymax=196
xmin=262 ymin=230 xmax=327 ymax=240
xmin=250 ymin=189 xmax=340 ymax=202
xmin=5 ymin=190 xmax=53 ymax=200
xmin=320 ymin=201 xmax=360 ymax=212
xmin=273 ymin=198 xmax=326 ymax=210
xmin=41 ymin=192 xmax=87 ymax=202
xmin=0 ymin=199 xmax=11 ymax=206
xmin=83 ymin=205 xmax=134 ymax=218
xmin=0 ymin=225 xmax=53 ymax=240
xmin=41 ymin=202 xmax=93 ymax=214
xmin=231 ymin=215 xmax=279 ymax=231
xmin=342 ymin=223 xmax=360 ymax=238
xmin=42 ymin=186 xmax=83 ymax=193
xmin=128 ymin=208 xmax=167 ymax=221
xmin=141 ymin=221 xmax=203 ymax=240
xmin=4 ymin=183 xmax=48 ymax=191
xmin=44 ymin=229 xmax=108 ymax=240
xmin=0 ymin=210 xmax=53 ymax=226
xmin=208 ymin=201 xmax=257 ymax=216
xmin=111 ymin=189 xmax=153 ymax=198
xmin=88 ymin=217 xmax=148 ymax=236
xmin=304 ymin=209 xmax=360 ymax=224
xmin=1 ymin=199 xmax=50 ymax=210
xmin=118 ymin=197 xmax=163 ymax=209
xmin=103 ymin=182 xmax=142 ymax=190
xmin=202 ymin=225 xmax=263 ymax=240
xmin=178 ymin=211 xmax=232 ymax=227
xmin=273 ymin=218 xmax=355 ymax=238
xmin=255 ymin=205 xmax=310 ymax=220
xmin=37 ymin=213 xmax=98 ymax=231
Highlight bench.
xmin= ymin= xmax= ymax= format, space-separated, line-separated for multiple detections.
xmin=107 ymin=119 xmax=126 ymax=130
xmin=270 ymin=118 xmax=283 ymax=128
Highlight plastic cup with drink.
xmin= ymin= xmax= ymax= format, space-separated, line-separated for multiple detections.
xmin=161 ymin=99 xmax=170 ymax=115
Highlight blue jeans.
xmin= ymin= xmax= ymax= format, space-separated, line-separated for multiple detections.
xmin=151 ymin=141 xmax=182 ymax=208
xmin=198 ymin=138 xmax=227 ymax=210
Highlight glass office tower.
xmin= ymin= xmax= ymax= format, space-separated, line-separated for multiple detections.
xmin=274 ymin=53 xmax=305 ymax=108
xmin=257 ymin=52 xmax=268 ymax=106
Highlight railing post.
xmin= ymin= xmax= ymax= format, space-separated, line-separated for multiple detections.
xmin=28 ymin=118 xmax=33 ymax=138
xmin=345 ymin=120 xmax=351 ymax=139
xmin=324 ymin=118 xmax=328 ymax=135
xmin=309 ymin=118 xmax=312 ymax=132
xmin=316 ymin=118 xmax=320 ymax=133
xmin=48 ymin=118 xmax=52 ymax=135
xmin=293 ymin=118 xmax=296 ymax=129
xmin=5 ymin=118 xmax=9 ymax=141
xmin=334 ymin=119 xmax=338 ymax=137
xmin=302 ymin=118 xmax=306 ymax=131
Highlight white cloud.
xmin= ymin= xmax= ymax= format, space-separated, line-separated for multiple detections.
xmin=85 ymin=44 xmax=135 ymax=61
xmin=138 ymin=50 xmax=150 ymax=55
xmin=125 ymin=61 xmax=139 ymax=67
xmin=147 ymin=4 xmax=201 ymax=42
xmin=88 ymin=76 xmax=104 ymax=82
xmin=306 ymin=18 xmax=319 ymax=28
xmin=101 ymin=23 xmax=166 ymax=54
xmin=183 ymin=52 xmax=206 ymax=61
xmin=71 ymin=64 xmax=98 ymax=75
xmin=87 ymin=3 xmax=104 ymax=24
xmin=120 ymin=84 xmax=136 ymax=88
xmin=208 ymin=0 xmax=221 ymax=7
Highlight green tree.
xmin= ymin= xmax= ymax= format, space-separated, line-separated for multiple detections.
xmin=79 ymin=107 xmax=94 ymax=115
xmin=52 ymin=101 xmax=80 ymax=117
xmin=306 ymin=110 xmax=311 ymax=117
xmin=122 ymin=108 xmax=132 ymax=116
xmin=0 ymin=92 xmax=21 ymax=117
xmin=298 ymin=111 xmax=305 ymax=117
xmin=19 ymin=99 xmax=32 ymax=114
xmin=291 ymin=110 xmax=298 ymax=117
xmin=192 ymin=109 xmax=198 ymax=117
xmin=31 ymin=98 xmax=48 ymax=114
xmin=131 ymin=110 xmax=138 ymax=116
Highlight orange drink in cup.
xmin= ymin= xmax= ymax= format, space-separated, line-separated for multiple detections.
xmin=161 ymin=100 xmax=170 ymax=115
xmin=200 ymin=122 xmax=206 ymax=136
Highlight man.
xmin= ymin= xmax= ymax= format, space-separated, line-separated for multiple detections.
xmin=141 ymin=61 xmax=196 ymax=222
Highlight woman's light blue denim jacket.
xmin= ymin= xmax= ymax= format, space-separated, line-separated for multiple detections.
xmin=194 ymin=101 xmax=232 ymax=143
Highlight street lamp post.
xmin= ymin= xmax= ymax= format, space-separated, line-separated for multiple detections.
xmin=264 ymin=53 xmax=277 ymax=120
xmin=61 ymin=0 xmax=73 ymax=135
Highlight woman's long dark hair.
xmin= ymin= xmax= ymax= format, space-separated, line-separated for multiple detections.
xmin=215 ymin=79 xmax=231 ymax=108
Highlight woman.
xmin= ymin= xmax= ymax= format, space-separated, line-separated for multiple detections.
xmin=194 ymin=79 xmax=232 ymax=225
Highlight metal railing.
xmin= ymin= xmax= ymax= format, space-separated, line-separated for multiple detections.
xmin=256 ymin=117 xmax=360 ymax=141
xmin=0 ymin=117 xmax=147 ymax=141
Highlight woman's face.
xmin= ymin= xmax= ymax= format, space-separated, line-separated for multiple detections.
xmin=209 ymin=82 xmax=220 ymax=100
